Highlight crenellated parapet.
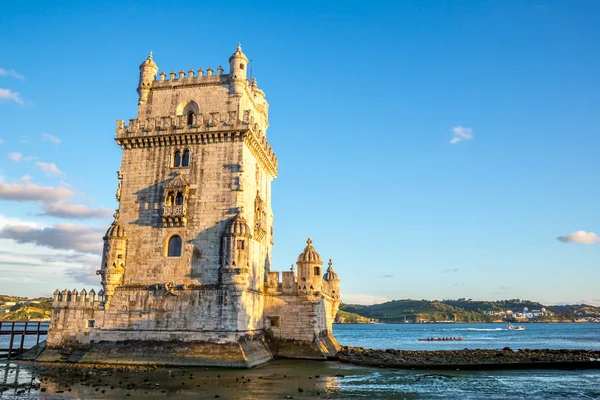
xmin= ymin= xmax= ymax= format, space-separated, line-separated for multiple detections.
xmin=154 ymin=66 xmax=228 ymax=85
xmin=52 ymin=288 xmax=105 ymax=307
xmin=115 ymin=116 xmax=278 ymax=177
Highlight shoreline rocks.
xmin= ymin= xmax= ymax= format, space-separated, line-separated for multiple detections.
xmin=335 ymin=346 xmax=600 ymax=370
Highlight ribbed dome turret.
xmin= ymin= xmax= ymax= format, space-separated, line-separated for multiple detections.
xmin=227 ymin=214 xmax=252 ymax=237
xmin=104 ymin=211 xmax=126 ymax=239
xmin=324 ymin=259 xmax=339 ymax=280
xmin=139 ymin=51 xmax=158 ymax=70
xmin=229 ymin=43 xmax=248 ymax=63
xmin=297 ymin=238 xmax=322 ymax=263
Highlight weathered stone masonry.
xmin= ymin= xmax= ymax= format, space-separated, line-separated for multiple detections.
xmin=41 ymin=45 xmax=341 ymax=367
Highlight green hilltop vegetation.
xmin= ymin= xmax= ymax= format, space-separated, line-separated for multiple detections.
xmin=0 ymin=295 xmax=52 ymax=321
xmin=340 ymin=299 xmax=600 ymax=323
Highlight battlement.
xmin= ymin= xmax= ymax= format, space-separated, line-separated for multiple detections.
xmin=151 ymin=66 xmax=229 ymax=87
xmin=115 ymin=115 xmax=278 ymax=177
xmin=52 ymin=288 xmax=105 ymax=305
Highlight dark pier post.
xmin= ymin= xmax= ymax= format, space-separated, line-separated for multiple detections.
xmin=7 ymin=322 xmax=15 ymax=359
xmin=36 ymin=321 xmax=41 ymax=345
xmin=18 ymin=322 xmax=28 ymax=357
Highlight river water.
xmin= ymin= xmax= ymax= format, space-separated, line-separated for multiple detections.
xmin=0 ymin=323 xmax=598 ymax=399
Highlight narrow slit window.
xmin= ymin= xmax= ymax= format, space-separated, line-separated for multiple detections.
xmin=236 ymin=240 xmax=245 ymax=250
xmin=187 ymin=111 xmax=194 ymax=126
xmin=174 ymin=151 xmax=181 ymax=167
xmin=182 ymin=149 xmax=190 ymax=167
xmin=314 ymin=267 xmax=320 ymax=276
xmin=167 ymin=235 xmax=182 ymax=257
xmin=175 ymin=192 xmax=184 ymax=205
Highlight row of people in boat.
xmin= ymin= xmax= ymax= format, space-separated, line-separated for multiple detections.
xmin=418 ymin=337 xmax=465 ymax=341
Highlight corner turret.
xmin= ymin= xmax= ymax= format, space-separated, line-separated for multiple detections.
xmin=221 ymin=213 xmax=252 ymax=286
xmin=296 ymin=238 xmax=323 ymax=292
xmin=97 ymin=211 xmax=127 ymax=301
xmin=137 ymin=52 xmax=158 ymax=105
xmin=229 ymin=44 xmax=248 ymax=94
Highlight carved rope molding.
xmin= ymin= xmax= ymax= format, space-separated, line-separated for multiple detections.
xmin=115 ymin=129 xmax=278 ymax=178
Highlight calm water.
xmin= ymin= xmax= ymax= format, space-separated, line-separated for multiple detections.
xmin=333 ymin=322 xmax=600 ymax=351
xmin=0 ymin=323 xmax=598 ymax=399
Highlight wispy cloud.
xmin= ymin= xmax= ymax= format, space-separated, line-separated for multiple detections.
xmin=36 ymin=162 xmax=64 ymax=177
xmin=8 ymin=152 xmax=36 ymax=162
xmin=442 ymin=268 xmax=460 ymax=273
xmin=450 ymin=125 xmax=474 ymax=144
xmin=0 ymin=68 xmax=24 ymax=80
xmin=40 ymin=133 xmax=62 ymax=144
xmin=0 ymin=223 xmax=104 ymax=254
xmin=39 ymin=203 xmax=113 ymax=220
xmin=557 ymin=231 xmax=600 ymax=245
xmin=0 ymin=182 xmax=72 ymax=202
xmin=0 ymin=277 xmax=41 ymax=283
xmin=342 ymin=293 xmax=389 ymax=305
xmin=0 ymin=88 xmax=25 ymax=105
xmin=0 ymin=139 xmax=4 ymax=145
xmin=381 ymin=274 xmax=394 ymax=278
xmin=64 ymin=265 xmax=99 ymax=285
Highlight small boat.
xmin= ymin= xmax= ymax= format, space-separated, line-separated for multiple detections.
xmin=418 ymin=337 xmax=465 ymax=342
xmin=506 ymin=324 xmax=526 ymax=331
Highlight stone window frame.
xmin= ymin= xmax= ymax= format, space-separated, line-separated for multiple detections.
xmin=166 ymin=235 xmax=183 ymax=257
xmin=171 ymin=147 xmax=191 ymax=168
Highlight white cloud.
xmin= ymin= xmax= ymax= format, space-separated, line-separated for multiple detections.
xmin=40 ymin=203 xmax=113 ymax=220
xmin=0 ymin=68 xmax=24 ymax=80
xmin=450 ymin=125 xmax=474 ymax=144
xmin=0 ymin=181 xmax=73 ymax=202
xmin=0 ymin=223 xmax=104 ymax=254
xmin=0 ymin=139 xmax=4 ymax=145
xmin=557 ymin=231 xmax=600 ymax=245
xmin=0 ymin=88 xmax=25 ymax=104
xmin=442 ymin=268 xmax=460 ymax=273
xmin=36 ymin=161 xmax=64 ymax=177
xmin=0 ymin=277 xmax=41 ymax=283
xmin=8 ymin=152 xmax=36 ymax=162
xmin=342 ymin=293 xmax=389 ymax=305
xmin=64 ymin=265 xmax=100 ymax=285
xmin=40 ymin=133 xmax=62 ymax=144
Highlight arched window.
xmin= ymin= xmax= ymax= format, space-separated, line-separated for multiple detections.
xmin=182 ymin=149 xmax=190 ymax=167
xmin=174 ymin=151 xmax=181 ymax=167
xmin=175 ymin=192 xmax=184 ymax=205
xmin=166 ymin=192 xmax=174 ymax=206
xmin=187 ymin=111 xmax=194 ymax=126
xmin=314 ymin=267 xmax=320 ymax=276
xmin=167 ymin=235 xmax=182 ymax=257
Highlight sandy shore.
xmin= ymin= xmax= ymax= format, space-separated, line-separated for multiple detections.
xmin=335 ymin=346 xmax=600 ymax=370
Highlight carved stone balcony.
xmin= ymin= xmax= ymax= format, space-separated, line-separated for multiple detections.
xmin=162 ymin=205 xmax=188 ymax=227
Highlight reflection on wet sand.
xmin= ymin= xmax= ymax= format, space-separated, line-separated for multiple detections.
xmin=0 ymin=360 xmax=360 ymax=399
xmin=2 ymin=359 xmax=600 ymax=399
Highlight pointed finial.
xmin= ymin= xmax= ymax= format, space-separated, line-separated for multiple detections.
xmin=328 ymin=259 xmax=333 ymax=269
xmin=149 ymin=51 xmax=153 ymax=59
xmin=113 ymin=210 xmax=120 ymax=221
xmin=290 ymin=264 xmax=295 ymax=272
xmin=307 ymin=238 xmax=312 ymax=246
xmin=237 ymin=43 xmax=242 ymax=52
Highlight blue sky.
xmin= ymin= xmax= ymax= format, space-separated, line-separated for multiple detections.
xmin=0 ymin=1 xmax=598 ymax=305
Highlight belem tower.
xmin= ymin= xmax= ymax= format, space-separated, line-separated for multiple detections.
xmin=38 ymin=45 xmax=341 ymax=367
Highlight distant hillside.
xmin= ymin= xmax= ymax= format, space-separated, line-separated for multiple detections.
xmin=340 ymin=299 xmax=600 ymax=323
xmin=0 ymin=297 xmax=52 ymax=321
xmin=336 ymin=310 xmax=370 ymax=324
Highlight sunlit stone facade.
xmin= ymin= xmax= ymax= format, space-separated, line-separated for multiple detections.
xmin=42 ymin=45 xmax=341 ymax=367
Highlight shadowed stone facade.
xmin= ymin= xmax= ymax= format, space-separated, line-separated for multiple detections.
xmin=41 ymin=45 xmax=341 ymax=367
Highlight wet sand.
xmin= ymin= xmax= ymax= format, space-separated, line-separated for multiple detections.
xmin=0 ymin=359 xmax=371 ymax=399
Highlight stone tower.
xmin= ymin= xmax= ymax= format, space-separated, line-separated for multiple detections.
xmin=43 ymin=45 xmax=340 ymax=367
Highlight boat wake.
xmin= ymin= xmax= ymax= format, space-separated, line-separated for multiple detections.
xmin=466 ymin=328 xmax=503 ymax=331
